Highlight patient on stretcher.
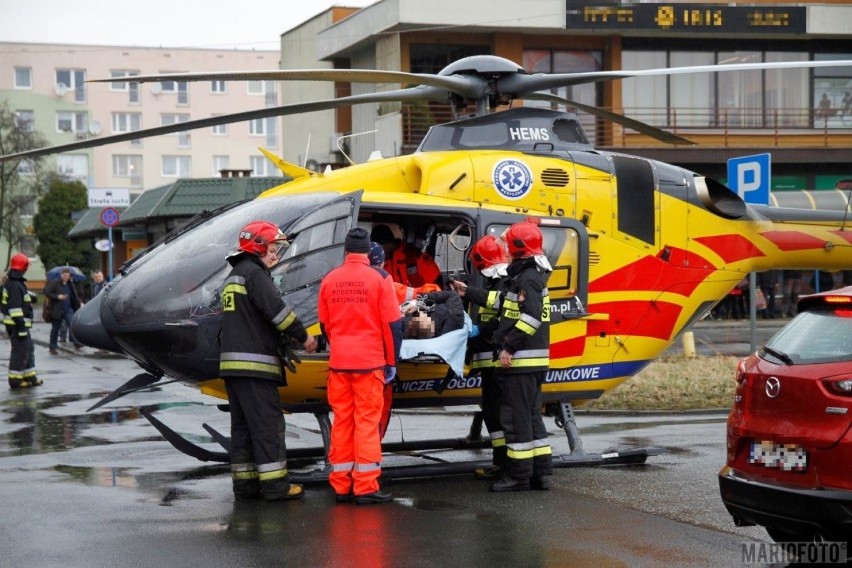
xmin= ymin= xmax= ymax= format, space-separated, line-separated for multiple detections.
xmin=399 ymin=290 xmax=471 ymax=377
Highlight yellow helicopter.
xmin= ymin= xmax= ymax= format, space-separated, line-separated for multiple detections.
xmin=3 ymin=55 xmax=852 ymax=472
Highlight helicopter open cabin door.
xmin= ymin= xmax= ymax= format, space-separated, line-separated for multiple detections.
xmin=476 ymin=212 xmax=602 ymax=403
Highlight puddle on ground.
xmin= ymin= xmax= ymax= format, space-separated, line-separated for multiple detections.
xmin=0 ymin=395 xmax=210 ymax=457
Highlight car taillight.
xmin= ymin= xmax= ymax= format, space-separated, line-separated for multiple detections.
xmin=824 ymin=377 xmax=852 ymax=396
xmin=833 ymin=309 xmax=852 ymax=318
xmin=824 ymin=296 xmax=852 ymax=304
xmin=734 ymin=360 xmax=747 ymax=404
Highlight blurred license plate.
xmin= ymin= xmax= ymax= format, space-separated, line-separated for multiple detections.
xmin=749 ymin=440 xmax=807 ymax=471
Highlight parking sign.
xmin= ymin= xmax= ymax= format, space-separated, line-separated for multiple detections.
xmin=727 ymin=154 xmax=771 ymax=205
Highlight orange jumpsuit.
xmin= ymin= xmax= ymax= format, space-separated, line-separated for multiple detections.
xmin=318 ymin=254 xmax=401 ymax=496
xmin=384 ymin=243 xmax=442 ymax=288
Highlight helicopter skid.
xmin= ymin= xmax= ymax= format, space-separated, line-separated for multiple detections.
xmin=140 ymin=408 xmax=660 ymax=483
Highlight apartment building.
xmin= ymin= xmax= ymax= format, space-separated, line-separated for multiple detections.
xmin=0 ymin=42 xmax=283 ymax=192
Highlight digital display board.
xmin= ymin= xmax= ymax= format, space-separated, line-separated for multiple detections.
xmin=566 ymin=3 xmax=806 ymax=33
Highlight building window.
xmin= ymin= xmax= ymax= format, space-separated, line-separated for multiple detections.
xmin=18 ymin=237 xmax=36 ymax=258
xmin=265 ymin=118 xmax=278 ymax=147
xmin=212 ymin=120 xmax=227 ymax=136
xmin=15 ymin=110 xmax=34 ymax=132
xmin=112 ymin=154 xmax=141 ymax=176
xmin=14 ymin=67 xmax=31 ymax=89
xmin=159 ymin=76 xmax=189 ymax=103
xmin=56 ymin=154 xmax=88 ymax=180
xmin=56 ymin=69 xmax=86 ymax=103
xmin=211 ymin=80 xmax=226 ymax=94
xmin=249 ymin=118 xmax=266 ymax=136
xmin=250 ymin=155 xmax=269 ymax=176
xmin=17 ymin=160 xmax=35 ymax=176
xmin=523 ymin=49 xmax=602 ymax=143
xmin=162 ymin=155 xmax=191 ymax=177
xmin=622 ymin=48 xmax=816 ymax=130
xmin=212 ymin=155 xmax=230 ymax=175
xmin=248 ymin=80 xmax=264 ymax=95
xmin=813 ymin=53 xmax=852 ymax=129
xmin=162 ymin=113 xmax=191 ymax=147
xmin=56 ymin=111 xmax=88 ymax=134
xmin=110 ymin=70 xmax=141 ymax=103
xmin=112 ymin=112 xmax=142 ymax=133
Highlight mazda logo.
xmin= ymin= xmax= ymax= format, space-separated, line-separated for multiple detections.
xmin=765 ymin=377 xmax=781 ymax=398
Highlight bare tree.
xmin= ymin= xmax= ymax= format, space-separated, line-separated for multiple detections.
xmin=0 ymin=101 xmax=49 ymax=266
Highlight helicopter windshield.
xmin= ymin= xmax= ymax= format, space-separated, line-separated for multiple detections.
xmin=418 ymin=107 xmax=591 ymax=153
xmin=107 ymin=193 xmax=344 ymax=325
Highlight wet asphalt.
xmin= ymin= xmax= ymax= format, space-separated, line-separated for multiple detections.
xmin=0 ymin=319 xmax=786 ymax=567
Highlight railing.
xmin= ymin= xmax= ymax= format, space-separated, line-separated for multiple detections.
xmin=400 ymin=104 xmax=852 ymax=150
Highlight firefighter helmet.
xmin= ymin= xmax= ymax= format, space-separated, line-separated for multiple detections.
xmin=9 ymin=253 xmax=29 ymax=272
xmin=469 ymin=235 xmax=508 ymax=272
xmin=504 ymin=222 xmax=544 ymax=258
xmin=237 ymin=221 xmax=287 ymax=257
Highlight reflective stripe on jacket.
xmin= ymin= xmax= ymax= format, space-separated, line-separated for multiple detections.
xmin=219 ymin=254 xmax=307 ymax=382
xmin=495 ymin=258 xmax=551 ymax=373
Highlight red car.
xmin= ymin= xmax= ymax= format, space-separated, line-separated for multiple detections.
xmin=719 ymin=286 xmax=852 ymax=544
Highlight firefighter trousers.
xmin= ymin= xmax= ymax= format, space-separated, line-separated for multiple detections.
xmin=8 ymin=334 xmax=37 ymax=388
xmin=498 ymin=370 xmax=553 ymax=481
xmin=480 ymin=368 xmax=506 ymax=467
xmin=224 ymin=378 xmax=290 ymax=499
xmin=328 ymin=369 xmax=384 ymax=496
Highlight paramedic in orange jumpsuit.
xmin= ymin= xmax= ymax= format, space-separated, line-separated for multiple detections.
xmin=318 ymin=228 xmax=402 ymax=504
xmin=370 ymin=224 xmax=442 ymax=288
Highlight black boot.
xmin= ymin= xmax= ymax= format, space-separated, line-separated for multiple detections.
xmin=531 ymin=475 xmax=552 ymax=491
xmin=489 ymin=476 xmax=530 ymax=492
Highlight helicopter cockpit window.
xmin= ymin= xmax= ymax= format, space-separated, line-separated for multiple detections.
xmin=106 ymin=193 xmax=342 ymax=325
xmin=419 ymin=107 xmax=592 ymax=153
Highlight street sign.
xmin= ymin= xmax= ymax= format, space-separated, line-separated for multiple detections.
xmin=727 ymin=153 xmax=771 ymax=205
xmin=88 ymin=188 xmax=130 ymax=207
xmin=94 ymin=239 xmax=112 ymax=252
xmin=100 ymin=207 xmax=120 ymax=227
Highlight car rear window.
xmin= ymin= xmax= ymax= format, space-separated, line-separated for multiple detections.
xmin=765 ymin=309 xmax=852 ymax=364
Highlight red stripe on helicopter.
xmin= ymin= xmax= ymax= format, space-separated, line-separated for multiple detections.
xmin=830 ymin=230 xmax=852 ymax=245
xmin=758 ymin=230 xmax=828 ymax=251
xmin=588 ymin=247 xmax=714 ymax=296
xmin=550 ymin=335 xmax=586 ymax=359
xmin=692 ymin=234 xmax=766 ymax=263
xmin=585 ymin=300 xmax=683 ymax=341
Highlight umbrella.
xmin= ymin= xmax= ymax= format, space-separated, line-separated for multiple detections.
xmin=46 ymin=265 xmax=87 ymax=282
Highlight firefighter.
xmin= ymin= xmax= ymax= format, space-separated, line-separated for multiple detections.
xmin=318 ymin=228 xmax=402 ymax=504
xmin=219 ymin=220 xmax=317 ymax=501
xmin=489 ymin=222 xmax=553 ymax=492
xmin=370 ymin=224 xmax=442 ymax=288
xmin=2 ymin=253 xmax=41 ymax=389
xmin=451 ymin=235 xmax=511 ymax=479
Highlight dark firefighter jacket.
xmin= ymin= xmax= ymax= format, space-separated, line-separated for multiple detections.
xmin=465 ymin=275 xmax=511 ymax=370
xmin=2 ymin=270 xmax=34 ymax=338
xmin=494 ymin=258 xmax=551 ymax=373
xmin=219 ymin=253 xmax=308 ymax=383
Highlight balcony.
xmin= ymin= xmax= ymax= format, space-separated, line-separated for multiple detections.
xmin=400 ymin=104 xmax=852 ymax=154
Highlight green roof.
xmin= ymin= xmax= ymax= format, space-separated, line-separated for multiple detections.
xmin=126 ymin=176 xmax=288 ymax=222
xmin=118 ymin=183 xmax=172 ymax=225
xmin=67 ymin=176 xmax=290 ymax=238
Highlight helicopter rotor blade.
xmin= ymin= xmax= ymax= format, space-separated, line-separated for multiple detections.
xmin=522 ymin=93 xmax=695 ymax=146
xmin=0 ymin=86 xmax=447 ymax=162
xmin=89 ymin=69 xmax=485 ymax=99
xmin=500 ymin=59 xmax=852 ymax=96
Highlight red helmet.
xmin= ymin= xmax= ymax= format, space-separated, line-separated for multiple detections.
xmin=504 ymin=222 xmax=544 ymax=258
xmin=469 ymin=235 xmax=508 ymax=272
xmin=9 ymin=253 xmax=29 ymax=272
xmin=237 ymin=221 xmax=287 ymax=257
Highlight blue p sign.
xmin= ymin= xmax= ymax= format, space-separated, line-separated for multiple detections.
xmin=727 ymin=154 xmax=771 ymax=205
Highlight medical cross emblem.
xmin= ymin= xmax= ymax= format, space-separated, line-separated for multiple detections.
xmin=492 ymin=159 xmax=532 ymax=200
